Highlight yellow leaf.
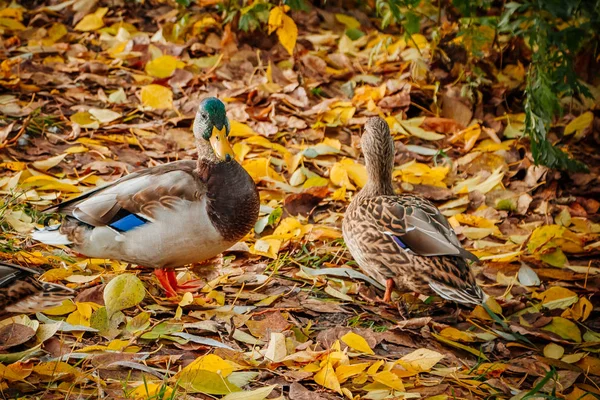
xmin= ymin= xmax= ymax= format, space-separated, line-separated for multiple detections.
xmin=562 ymin=297 xmax=593 ymax=321
xmin=32 ymin=361 xmax=76 ymax=377
xmin=319 ymin=104 xmax=356 ymax=126
xmin=104 ymin=274 xmax=145 ymax=316
xmin=332 ymin=186 xmax=346 ymax=201
xmin=335 ymin=362 xmax=370 ymax=383
xmin=372 ymin=370 xmax=405 ymax=391
xmin=0 ymin=362 xmax=32 ymax=382
xmin=140 ymin=84 xmax=173 ymax=109
xmin=474 ymin=139 xmax=516 ymax=152
xmin=400 ymin=118 xmax=445 ymax=141
xmin=0 ymin=7 xmax=23 ymax=20
xmin=0 ymin=17 xmax=25 ymax=30
xmin=367 ymin=359 xmax=384 ymax=375
xmin=431 ymin=333 xmax=489 ymax=360
xmin=221 ymin=385 xmax=278 ymax=400
xmin=303 ymin=176 xmax=329 ymax=188
xmin=230 ymin=121 xmax=258 ymax=137
xmin=330 ymin=163 xmax=354 ymax=190
xmin=527 ymin=225 xmax=565 ymax=253
xmin=341 ymin=332 xmax=375 ymax=355
xmin=177 ymin=354 xmax=237 ymax=379
xmin=454 ymin=214 xmax=497 ymax=229
xmin=566 ymin=387 xmax=599 ymax=400
xmin=268 ymin=5 xmax=284 ymax=34
xmin=44 ymin=23 xmax=67 ymax=44
xmin=31 ymin=154 xmax=67 ymax=172
xmin=532 ymin=287 xmax=578 ymax=310
xmin=335 ymin=14 xmax=360 ymax=29
xmin=564 ymin=111 xmax=593 ymax=137
xmin=352 ymin=84 xmax=386 ymax=104
xmin=541 ymin=317 xmax=582 ymax=343
xmin=89 ymin=108 xmax=121 ymax=124
xmin=340 ymin=159 xmax=368 ymax=188
xmin=70 ymin=111 xmax=100 ymax=129
xmin=408 ymin=33 xmax=428 ymax=49
xmin=439 ymin=327 xmax=474 ymax=342
xmin=74 ymin=7 xmax=107 ymax=31
xmin=250 ymin=238 xmax=281 ymax=259
xmin=145 ymin=55 xmax=184 ymax=78
xmin=21 ymin=175 xmax=81 ymax=193
xmin=179 ymin=292 xmax=194 ymax=307
xmin=268 ymin=6 xmax=297 ymax=56
xmin=576 ymin=356 xmax=600 ymax=376
xmin=246 ymin=135 xmax=289 ymax=155
xmin=543 ymin=343 xmax=565 ymax=359
xmin=264 ymin=332 xmax=287 ymax=362
xmin=243 ymin=158 xmax=285 ymax=183
xmin=130 ymin=383 xmax=173 ymax=399
xmin=314 ymin=361 xmax=342 ymax=394
xmin=277 ymin=13 xmax=297 ymax=56
xmin=399 ymin=348 xmax=445 ymax=372
xmin=42 ymin=299 xmax=76 ymax=316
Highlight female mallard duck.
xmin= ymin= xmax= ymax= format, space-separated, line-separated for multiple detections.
xmin=33 ymin=97 xmax=260 ymax=297
xmin=342 ymin=117 xmax=485 ymax=305
xmin=0 ymin=261 xmax=74 ymax=316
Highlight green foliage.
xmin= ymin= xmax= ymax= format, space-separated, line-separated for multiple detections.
xmin=238 ymin=1 xmax=271 ymax=32
xmin=375 ymin=0 xmax=421 ymax=31
xmin=500 ymin=0 xmax=598 ymax=171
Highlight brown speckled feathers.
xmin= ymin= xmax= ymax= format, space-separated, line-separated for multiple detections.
xmin=0 ymin=262 xmax=74 ymax=316
xmin=342 ymin=117 xmax=485 ymax=305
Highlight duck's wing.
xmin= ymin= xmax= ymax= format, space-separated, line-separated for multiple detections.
xmin=0 ymin=262 xmax=74 ymax=314
xmin=45 ymin=161 xmax=203 ymax=231
xmin=380 ymin=194 xmax=478 ymax=262
xmin=361 ymin=194 xmax=484 ymax=304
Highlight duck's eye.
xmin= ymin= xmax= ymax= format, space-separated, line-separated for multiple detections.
xmin=202 ymin=129 xmax=212 ymax=141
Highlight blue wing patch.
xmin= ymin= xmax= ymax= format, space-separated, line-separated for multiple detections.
xmin=392 ymin=236 xmax=407 ymax=249
xmin=109 ymin=213 xmax=148 ymax=232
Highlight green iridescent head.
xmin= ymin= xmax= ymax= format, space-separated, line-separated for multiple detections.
xmin=193 ymin=97 xmax=234 ymax=162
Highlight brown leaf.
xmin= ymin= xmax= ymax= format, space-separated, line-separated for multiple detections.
xmin=75 ymin=284 xmax=106 ymax=305
xmin=422 ymin=117 xmax=465 ymax=134
xmin=289 ymin=382 xmax=331 ymax=400
xmin=441 ymin=90 xmax=473 ymax=127
xmin=284 ymin=186 xmax=329 ymax=216
xmin=316 ymin=327 xmax=379 ymax=349
xmin=246 ymin=311 xmax=291 ymax=340
xmin=0 ymin=323 xmax=36 ymax=350
xmin=378 ymin=90 xmax=411 ymax=109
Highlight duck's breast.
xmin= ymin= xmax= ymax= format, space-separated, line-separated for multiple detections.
xmin=120 ymin=197 xmax=232 ymax=268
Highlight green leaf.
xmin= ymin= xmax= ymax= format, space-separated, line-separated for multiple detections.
xmin=104 ymin=274 xmax=146 ymax=316
xmin=177 ymin=369 xmax=242 ymax=394
xmin=345 ymin=28 xmax=365 ymax=41
xmin=126 ymin=311 xmax=151 ymax=334
xmin=541 ymin=317 xmax=582 ymax=343
xmin=404 ymin=12 xmax=420 ymax=35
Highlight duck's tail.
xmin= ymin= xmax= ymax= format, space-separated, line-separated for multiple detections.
xmin=31 ymin=225 xmax=72 ymax=246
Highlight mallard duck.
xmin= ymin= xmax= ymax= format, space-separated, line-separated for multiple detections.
xmin=342 ymin=117 xmax=485 ymax=305
xmin=0 ymin=261 xmax=74 ymax=315
xmin=33 ymin=97 xmax=260 ymax=297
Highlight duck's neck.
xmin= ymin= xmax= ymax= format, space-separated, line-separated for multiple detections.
xmin=196 ymin=141 xmax=219 ymax=178
xmin=358 ymin=151 xmax=395 ymax=199
xmin=197 ymin=140 xmax=219 ymax=162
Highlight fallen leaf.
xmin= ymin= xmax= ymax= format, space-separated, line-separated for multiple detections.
xmin=103 ymin=274 xmax=145 ymax=316
xmin=140 ymin=84 xmax=173 ymax=109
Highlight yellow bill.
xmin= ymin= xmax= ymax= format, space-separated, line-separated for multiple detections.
xmin=209 ymin=126 xmax=234 ymax=161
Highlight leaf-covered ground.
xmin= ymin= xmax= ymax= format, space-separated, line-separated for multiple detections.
xmin=1 ymin=1 xmax=600 ymax=399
